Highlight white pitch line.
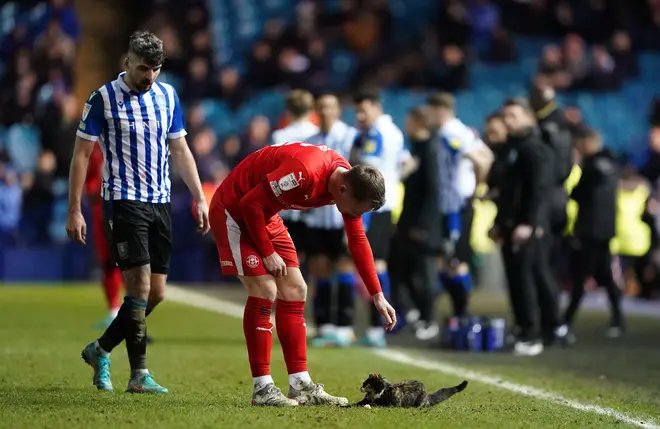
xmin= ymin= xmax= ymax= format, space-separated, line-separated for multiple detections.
xmin=166 ymin=285 xmax=660 ymax=429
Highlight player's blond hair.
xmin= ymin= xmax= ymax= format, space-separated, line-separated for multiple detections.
xmin=285 ymin=89 xmax=314 ymax=119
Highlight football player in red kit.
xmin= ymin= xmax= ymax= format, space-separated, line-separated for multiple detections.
xmin=209 ymin=141 xmax=396 ymax=407
xmin=86 ymin=145 xmax=123 ymax=328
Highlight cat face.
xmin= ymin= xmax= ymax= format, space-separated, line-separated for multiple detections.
xmin=361 ymin=373 xmax=386 ymax=396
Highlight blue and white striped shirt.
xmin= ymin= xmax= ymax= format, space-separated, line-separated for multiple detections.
xmin=437 ymin=117 xmax=484 ymax=214
xmin=76 ymin=72 xmax=187 ymax=203
xmin=352 ymin=114 xmax=408 ymax=212
xmin=305 ymin=120 xmax=358 ymax=230
xmin=270 ymin=120 xmax=319 ymax=223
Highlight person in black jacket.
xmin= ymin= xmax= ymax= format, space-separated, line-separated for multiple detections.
xmin=490 ymin=98 xmax=559 ymax=356
xmin=387 ymin=106 xmax=442 ymax=340
xmin=559 ymin=127 xmax=625 ymax=341
xmin=484 ymin=111 xmax=509 ymax=200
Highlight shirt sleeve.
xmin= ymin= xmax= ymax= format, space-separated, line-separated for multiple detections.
xmin=264 ymin=159 xmax=313 ymax=205
xmin=168 ymin=88 xmax=187 ymax=140
xmin=76 ymin=90 xmax=105 ymax=142
xmin=238 ymin=159 xmax=313 ymax=258
xmin=342 ymin=215 xmax=382 ymax=296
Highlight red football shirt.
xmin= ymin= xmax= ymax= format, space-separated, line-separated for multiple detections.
xmin=214 ymin=142 xmax=382 ymax=296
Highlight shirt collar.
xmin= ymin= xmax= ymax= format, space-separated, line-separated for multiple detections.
xmin=116 ymin=72 xmax=150 ymax=97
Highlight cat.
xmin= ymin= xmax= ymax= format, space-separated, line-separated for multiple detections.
xmin=349 ymin=373 xmax=468 ymax=408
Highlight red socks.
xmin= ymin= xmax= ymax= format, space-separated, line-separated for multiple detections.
xmin=102 ymin=266 xmax=123 ymax=310
xmin=243 ymin=298 xmax=307 ymax=378
xmin=275 ymin=299 xmax=307 ymax=375
xmin=244 ymin=296 xmax=274 ymax=377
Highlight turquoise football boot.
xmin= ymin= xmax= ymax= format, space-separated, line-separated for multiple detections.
xmin=81 ymin=342 xmax=113 ymax=391
xmin=126 ymin=372 xmax=168 ymax=394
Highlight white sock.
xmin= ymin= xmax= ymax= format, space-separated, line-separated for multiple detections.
xmin=336 ymin=326 xmax=355 ymax=342
xmin=318 ymin=324 xmax=336 ymax=337
xmin=109 ymin=307 xmax=120 ymax=319
xmin=94 ymin=340 xmax=110 ymax=356
xmin=253 ymin=375 xmax=274 ymax=390
xmin=131 ymin=369 xmax=149 ymax=377
xmin=289 ymin=371 xmax=312 ymax=390
xmin=367 ymin=327 xmax=385 ymax=341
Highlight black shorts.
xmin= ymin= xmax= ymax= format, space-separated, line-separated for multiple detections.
xmin=102 ymin=200 xmax=172 ymax=274
xmin=366 ymin=211 xmax=395 ymax=260
xmin=306 ymin=228 xmax=348 ymax=261
xmin=441 ymin=202 xmax=474 ymax=264
xmin=283 ymin=219 xmax=308 ymax=250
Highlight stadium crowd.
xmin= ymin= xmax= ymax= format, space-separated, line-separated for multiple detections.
xmin=1 ymin=0 xmax=660 ymax=305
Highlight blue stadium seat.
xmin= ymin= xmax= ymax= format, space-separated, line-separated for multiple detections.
xmin=5 ymin=124 xmax=40 ymax=172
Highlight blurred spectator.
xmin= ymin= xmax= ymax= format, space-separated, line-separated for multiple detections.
xmin=212 ymin=67 xmax=247 ymax=111
xmin=186 ymin=103 xmax=208 ymax=143
xmin=239 ymin=116 xmax=271 ymax=158
xmin=564 ymin=106 xmax=586 ymax=135
xmin=191 ymin=127 xmax=226 ymax=183
xmin=610 ymin=31 xmax=639 ymax=80
xmin=20 ymin=150 xmax=56 ymax=245
xmin=485 ymin=26 xmax=518 ymax=63
xmin=0 ymin=165 xmax=22 ymax=245
xmin=156 ymin=25 xmax=187 ymax=77
xmin=246 ymin=41 xmax=278 ymax=90
xmin=552 ymin=1 xmax=577 ymax=36
xmin=220 ymin=135 xmax=244 ymax=170
xmin=563 ymin=34 xmax=591 ymax=90
xmin=433 ymin=45 xmax=469 ymax=91
xmin=466 ymin=0 xmax=501 ymax=50
xmin=38 ymin=93 xmax=77 ymax=178
xmin=587 ymin=45 xmax=621 ymax=92
xmin=182 ymin=57 xmax=211 ymax=103
xmin=437 ymin=0 xmax=472 ymax=48
xmin=537 ymin=45 xmax=571 ymax=89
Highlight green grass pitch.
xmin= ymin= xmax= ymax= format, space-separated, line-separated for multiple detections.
xmin=0 ymin=285 xmax=659 ymax=428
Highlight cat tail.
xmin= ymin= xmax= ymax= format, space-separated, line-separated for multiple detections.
xmin=427 ymin=380 xmax=468 ymax=405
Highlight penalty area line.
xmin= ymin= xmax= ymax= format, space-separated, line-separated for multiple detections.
xmin=166 ymin=285 xmax=659 ymax=429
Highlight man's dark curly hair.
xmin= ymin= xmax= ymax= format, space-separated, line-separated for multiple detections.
xmin=128 ymin=31 xmax=165 ymax=67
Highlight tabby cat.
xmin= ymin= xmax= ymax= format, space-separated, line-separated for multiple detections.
xmin=350 ymin=373 xmax=468 ymax=408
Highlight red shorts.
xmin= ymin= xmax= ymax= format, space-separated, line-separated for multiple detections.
xmin=209 ymin=204 xmax=299 ymax=277
xmin=91 ymin=199 xmax=112 ymax=264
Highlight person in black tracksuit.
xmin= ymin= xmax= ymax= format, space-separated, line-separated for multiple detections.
xmin=491 ymin=98 xmax=559 ymax=356
xmin=529 ymin=81 xmax=574 ymax=343
xmin=388 ymin=107 xmax=442 ymax=340
xmin=559 ymin=128 xmax=625 ymax=340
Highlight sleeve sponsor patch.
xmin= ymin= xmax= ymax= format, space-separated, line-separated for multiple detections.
xmin=82 ymin=103 xmax=92 ymax=121
xmin=269 ymin=180 xmax=282 ymax=197
xmin=78 ymin=120 xmax=86 ymax=131
xmin=277 ymin=173 xmax=300 ymax=191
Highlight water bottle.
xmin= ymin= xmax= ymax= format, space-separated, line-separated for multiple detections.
xmin=491 ymin=318 xmax=506 ymax=350
xmin=441 ymin=317 xmax=459 ymax=349
xmin=467 ymin=316 xmax=483 ymax=352
xmin=455 ymin=316 xmax=470 ymax=351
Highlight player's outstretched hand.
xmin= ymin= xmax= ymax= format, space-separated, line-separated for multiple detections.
xmin=194 ymin=198 xmax=210 ymax=235
xmin=263 ymin=252 xmax=287 ymax=278
xmin=372 ymin=292 xmax=397 ymax=331
xmin=66 ymin=210 xmax=87 ymax=245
